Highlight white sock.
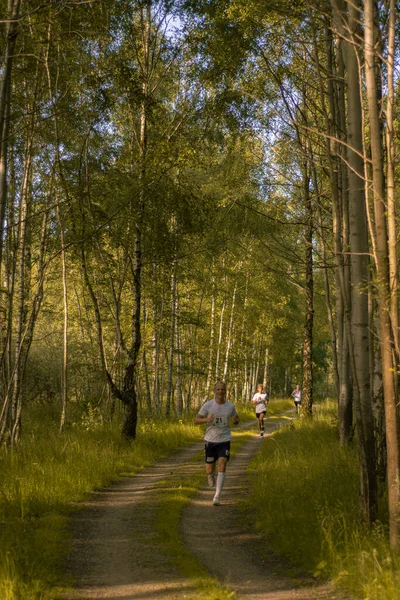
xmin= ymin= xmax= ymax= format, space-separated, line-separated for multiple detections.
xmin=215 ymin=472 xmax=226 ymax=497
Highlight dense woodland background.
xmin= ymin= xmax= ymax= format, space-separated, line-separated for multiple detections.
xmin=1 ymin=0 xmax=400 ymax=547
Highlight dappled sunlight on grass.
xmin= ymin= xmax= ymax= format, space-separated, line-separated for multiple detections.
xmin=244 ymin=399 xmax=399 ymax=600
xmin=0 ymin=413 xmax=202 ymax=600
xmin=0 ymin=405 xmax=254 ymax=600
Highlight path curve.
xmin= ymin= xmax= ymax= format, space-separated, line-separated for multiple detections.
xmin=65 ymin=417 xmax=341 ymax=600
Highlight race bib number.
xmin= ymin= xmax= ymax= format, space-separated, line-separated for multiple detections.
xmin=213 ymin=415 xmax=228 ymax=427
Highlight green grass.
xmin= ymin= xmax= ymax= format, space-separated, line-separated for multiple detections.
xmin=0 ymin=400 xmax=255 ymax=600
xmin=244 ymin=399 xmax=400 ymax=599
xmin=4 ymin=397 xmax=398 ymax=600
xmin=0 ymin=407 xmax=203 ymax=600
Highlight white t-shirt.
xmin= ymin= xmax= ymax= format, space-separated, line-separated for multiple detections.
xmin=293 ymin=390 xmax=302 ymax=402
xmin=252 ymin=392 xmax=269 ymax=414
xmin=198 ymin=399 xmax=238 ymax=443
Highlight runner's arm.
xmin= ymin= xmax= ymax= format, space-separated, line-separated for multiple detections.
xmin=194 ymin=412 xmax=214 ymax=425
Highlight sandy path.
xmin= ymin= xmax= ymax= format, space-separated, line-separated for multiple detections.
xmin=65 ymin=417 xmax=341 ymax=600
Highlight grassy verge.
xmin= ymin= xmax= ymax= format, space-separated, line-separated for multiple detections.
xmin=244 ymin=400 xmax=400 ymax=599
xmin=0 ymin=399 xmax=258 ymax=600
xmin=0 ymin=408 xmax=203 ymax=600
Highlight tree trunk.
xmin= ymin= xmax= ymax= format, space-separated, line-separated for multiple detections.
xmin=166 ymin=258 xmax=177 ymax=417
xmin=365 ymin=0 xmax=399 ymax=546
xmin=175 ymin=288 xmax=183 ymax=415
xmin=0 ymin=0 xmax=21 ymax=271
xmin=206 ymin=270 xmax=215 ymax=398
xmin=223 ymin=278 xmax=237 ymax=381
xmin=301 ymin=150 xmax=313 ymax=416
xmin=215 ymin=295 xmax=225 ymax=381
xmin=384 ymin=0 xmax=399 ymax=404
xmin=331 ymin=0 xmax=378 ymax=524
xmin=57 ymin=193 xmax=69 ymax=433
xmin=263 ymin=347 xmax=269 ymax=390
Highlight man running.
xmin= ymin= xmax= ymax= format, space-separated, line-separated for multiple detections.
xmin=195 ymin=381 xmax=239 ymax=506
xmin=251 ymin=383 xmax=269 ymax=437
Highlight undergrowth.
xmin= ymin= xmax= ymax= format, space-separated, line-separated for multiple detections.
xmin=5 ymin=397 xmax=397 ymax=600
xmin=0 ymin=399 xmax=256 ymax=600
xmin=0 ymin=405 xmax=201 ymax=600
xmin=244 ymin=399 xmax=400 ymax=600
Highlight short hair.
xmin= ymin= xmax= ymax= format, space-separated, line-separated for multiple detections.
xmin=214 ymin=380 xmax=226 ymax=389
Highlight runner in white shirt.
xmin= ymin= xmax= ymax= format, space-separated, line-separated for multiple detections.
xmin=251 ymin=383 xmax=269 ymax=437
xmin=291 ymin=384 xmax=302 ymax=414
xmin=195 ymin=381 xmax=239 ymax=506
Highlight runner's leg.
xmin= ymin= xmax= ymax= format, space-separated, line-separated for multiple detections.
xmin=260 ymin=412 xmax=265 ymax=435
xmin=215 ymin=457 xmax=227 ymax=498
xmin=205 ymin=444 xmax=216 ymax=486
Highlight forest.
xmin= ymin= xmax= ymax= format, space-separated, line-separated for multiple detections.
xmin=1 ymin=0 xmax=400 ymax=598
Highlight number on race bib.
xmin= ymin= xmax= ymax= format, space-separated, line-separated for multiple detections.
xmin=213 ymin=415 xmax=228 ymax=427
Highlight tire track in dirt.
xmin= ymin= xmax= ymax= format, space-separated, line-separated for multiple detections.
xmin=65 ymin=442 xmax=204 ymax=599
xmin=180 ymin=419 xmax=340 ymax=599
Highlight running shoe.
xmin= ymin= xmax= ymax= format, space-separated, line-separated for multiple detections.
xmin=213 ymin=495 xmax=220 ymax=506
xmin=208 ymin=474 xmax=215 ymax=487
xmin=260 ymin=431 xmax=264 ymax=437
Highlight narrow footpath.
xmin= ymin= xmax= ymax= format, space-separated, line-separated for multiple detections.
xmin=65 ymin=417 xmax=341 ymax=600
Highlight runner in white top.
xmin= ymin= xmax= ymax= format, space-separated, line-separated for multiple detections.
xmin=291 ymin=384 xmax=302 ymax=414
xmin=252 ymin=383 xmax=269 ymax=437
xmin=195 ymin=381 xmax=239 ymax=506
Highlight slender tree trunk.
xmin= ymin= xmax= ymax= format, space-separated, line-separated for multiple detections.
xmin=186 ymin=286 xmax=206 ymax=411
xmin=215 ymin=296 xmax=225 ymax=381
xmin=0 ymin=0 xmax=21 ymax=271
xmin=166 ymin=258 xmax=177 ymax=417
xmin=331 ymin=0 xmax=378 ymax=524
xmin=240 ymin=274 xmax=249 ymax=401
xmin=312 ymin=35 xmax=340 ymax=397
xmin=263 ymin=347 xmax=269 ymax=390
xmin=175 ymin=289 xmax=183 ymax=415
xmin=122 ymin=1 xmax=153 ymax=439
xmin=365 ymin=0 xmax=399 ymax=546
xmin=206 ymin=271 xmax=215 ymax=398
xmin=57 ymin=193 xmax=68 ymax=433
xmin=336 ymin=42 xmax=353 ymax=443
xmin=385 ymin=0 xmax=399 ymax=389
xmin=223 ymin=279 xmax=237 ymax=381
xmin=302 ymin=151 xmax=313 ymax=416
xmin=142 ymin=301 xmax=152 ymax=415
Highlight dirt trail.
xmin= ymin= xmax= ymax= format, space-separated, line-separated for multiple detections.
xmin=65 ymin=417 xmax=341 ymax=600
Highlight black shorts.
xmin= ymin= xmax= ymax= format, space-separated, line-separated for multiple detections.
xmin=204 ymin=441 xmax=231 ymax=463
xmin=255 ymin=410 xmax=266 ymax=418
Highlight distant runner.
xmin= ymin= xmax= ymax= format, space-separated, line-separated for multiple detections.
xmin=291 ymin=384 xmax=302 ymax=414
xmin=194 ymin=381 xmax=239 ymax=506
xmin=251 ymin=383 xmax=269 ymax=437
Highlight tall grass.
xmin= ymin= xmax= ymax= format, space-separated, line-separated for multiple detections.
xmin=0 ymin=398 xmax=257 ymax=600
xmin=245 ymin=400 xmax=400 ymax=599
xmin=0 ymin=405 xmax=201 ymax=600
